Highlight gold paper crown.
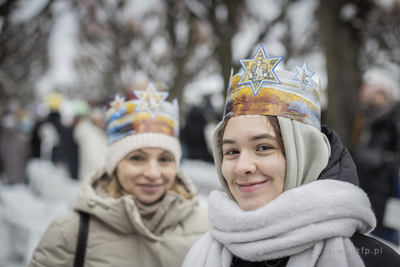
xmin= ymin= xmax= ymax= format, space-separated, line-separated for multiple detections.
xmin=224 ymin=45 xmax=321 ymax=130
xmin=106 ymin=81 xmax=179 ymax=145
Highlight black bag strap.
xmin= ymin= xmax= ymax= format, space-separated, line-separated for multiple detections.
xmin=74 ymin=211 xmax=90 ymax=267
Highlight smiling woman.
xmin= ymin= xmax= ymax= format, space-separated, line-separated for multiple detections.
xmin=110 ymin=148 xmax=177 ymax=202
xmin=182 ymin=45 xmax=400 ymax=267
xmin=28 ymin=82 xmax=211 ymax=267
xmin=221 ymin=115 xmax=286 ymax=211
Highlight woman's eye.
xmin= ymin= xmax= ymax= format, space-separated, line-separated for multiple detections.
xmin=130 ymin=155 xmax=143 ymax=161
xmin=159 ymin=156 xmax=173 ymax=162
xmin=224 ymin=150 xmax=238 ymax=155
xmin=257 ymin=145 xmax=272 ymax=151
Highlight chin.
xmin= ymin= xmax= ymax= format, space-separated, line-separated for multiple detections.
xmin=239 ymin=201 xmax=264 ymax=211
xmin=138 ymin=196 xmax=160 ymax=204
xmin=238 ymin=196 xmax=274 ymax=211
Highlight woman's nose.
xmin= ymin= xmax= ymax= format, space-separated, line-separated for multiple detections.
xmin=234 ymin=151 xmax=256 ymax=177
xmin=143 ymin=161 xmax=162 ymax=180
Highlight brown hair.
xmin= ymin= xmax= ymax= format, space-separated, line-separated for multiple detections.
xmin=220 ymin=115 xmax=285 ymax=157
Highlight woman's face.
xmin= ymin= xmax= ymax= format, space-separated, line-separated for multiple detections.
xmin=116 ymin=148 xmax=177 ymax=204
xmin=221 ymin=115 xmax=286 ymax=211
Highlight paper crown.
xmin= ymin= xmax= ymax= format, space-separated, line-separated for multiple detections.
xmin=106 ymin=81 xmax=180 ymax=145
xmin=224 ymin=45 xmax=321 ymax=130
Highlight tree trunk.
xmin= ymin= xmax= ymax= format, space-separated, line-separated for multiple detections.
xmin=318 ymin=0 xmax=366 ymax=148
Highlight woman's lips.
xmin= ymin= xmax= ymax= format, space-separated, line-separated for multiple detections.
xmin=237 ymin=180 xmax=268 ymax=193
xmin=138 ymin=184 xmax=162 ymax=193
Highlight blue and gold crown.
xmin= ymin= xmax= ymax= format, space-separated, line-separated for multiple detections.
xmin=106 ymin=81 xmax=180 ymax=145
xmin=224 ymin=45 xmax=321 ymax=130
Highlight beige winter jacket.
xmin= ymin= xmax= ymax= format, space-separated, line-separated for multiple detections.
xmin=29 ymin=167 xmax=211 ymax=267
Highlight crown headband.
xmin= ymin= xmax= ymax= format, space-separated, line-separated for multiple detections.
xmin=224 ymin=45 xmax=321 ymax=130
xmin=106 ymin=81 xmax=179 ymax=145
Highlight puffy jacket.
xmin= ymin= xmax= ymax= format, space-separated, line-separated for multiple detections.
xmin=29 ymin=167 xmax=211 ymax=267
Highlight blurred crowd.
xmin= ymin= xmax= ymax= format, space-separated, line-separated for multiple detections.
xmin=0 ymin=92 xmax=108 ymax=184
xmin=0 ymin=90 xmax=221 ymax=185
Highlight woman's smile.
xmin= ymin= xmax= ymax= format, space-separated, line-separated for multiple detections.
xmin=137 ymin=183 xmax=165 ymax=193
xmin=237 ymin=180 xmax=269 ymax=193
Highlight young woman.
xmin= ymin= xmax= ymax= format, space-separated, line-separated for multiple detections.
xmin=29 ymin=82 xmax=211 ymax=267
xmin=182 ymin=46 xmax=400 ymax=267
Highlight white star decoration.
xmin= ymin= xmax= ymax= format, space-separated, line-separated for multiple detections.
xmin=110 ymin=94 xmax=126 ymax=115
xmin=134 ymin=82 xmax=169 ymax=120
xmin=293 ymin=62 xmax=315 ymax=90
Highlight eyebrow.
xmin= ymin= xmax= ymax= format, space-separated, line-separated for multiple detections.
xmin=129 ymin=149 xmax=147 ymax=156
xmin=222 ymin=133 xmax=276 ymax=145
xmin=128 ymin=150 xmax=172 ymax=156
xmin=160 ymin=151 xmax=173 ymax=157
xmin=221 ymin=139 xmax=236 ymax=145
xmin=249 ymin=133 xmax=276 ymax=142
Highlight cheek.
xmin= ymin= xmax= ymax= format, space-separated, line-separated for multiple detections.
xmin=275 ymin=156 xmax=286 ymax=189
xmin=163 ymin=164 xmax=177 ymax=182
xmin=270 ymin=153 xmax=285 ymax=173
xmin=221 ymin=160 xmax=233 ymax=184
xmin=278 ymin=157 xmax=286 ymax=177
xmin=221 ymin=161 xmax=227 ymax=179
xmin=116 ymin=162 xmax=141 ymax=182
xmin=116 ymin=162 xmax=127 ymax=179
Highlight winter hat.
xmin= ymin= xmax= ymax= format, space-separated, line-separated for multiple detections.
xmin=105 ymin=81 xmax=181 ymax=175
xmin=45 ymin=92 xmax=63 ymax=112
xmin=212 ymin=44 xmax=330 ymax=201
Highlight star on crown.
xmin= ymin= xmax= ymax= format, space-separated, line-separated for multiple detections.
xmin=134 ymin=82 xmax=169 ymax=120
xmin=238 ymin=44 xmax=283 ymax=96
xmin=293 ymin=62 xmax=315 ymax=90
xmin=110 ymin=94 xmax=126 ymax=116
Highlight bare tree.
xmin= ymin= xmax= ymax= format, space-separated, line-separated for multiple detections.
xmin=2 ymin=0 xmax=398 ymax=146
xmin=0 ymin=0 xmax=52 ymax=105
xmin=319 ymin=0 xmax=372 ymax=147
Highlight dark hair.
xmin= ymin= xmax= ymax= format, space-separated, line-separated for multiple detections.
xmin=219 ymin=115 xmax=285 ymax=157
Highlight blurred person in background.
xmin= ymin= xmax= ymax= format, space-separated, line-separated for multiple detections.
xmin=183 ymin=46 xmax=400 ymax=267
xmin=0 ymin=102 xmax=32 ymax=184
xmin=30 ymin=93 xmax=80 ymax=179
xmin=29 ymin=81 xmax=210 ymax=267
xmin=64 ymin=105 xmax=80 ymax=180
xmin=351 ymin=82 xmax=400 ymax=245
xmin=30 ymin=93 xmax=69 ymax=170
xmin=73 ymin=101 xmax=107 ymax=180
xmin=181 ymin=95 xmax=218 ymax=163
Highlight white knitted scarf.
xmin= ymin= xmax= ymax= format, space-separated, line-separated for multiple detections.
xmin=182 ymin=180 xmax=376 ymax=267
